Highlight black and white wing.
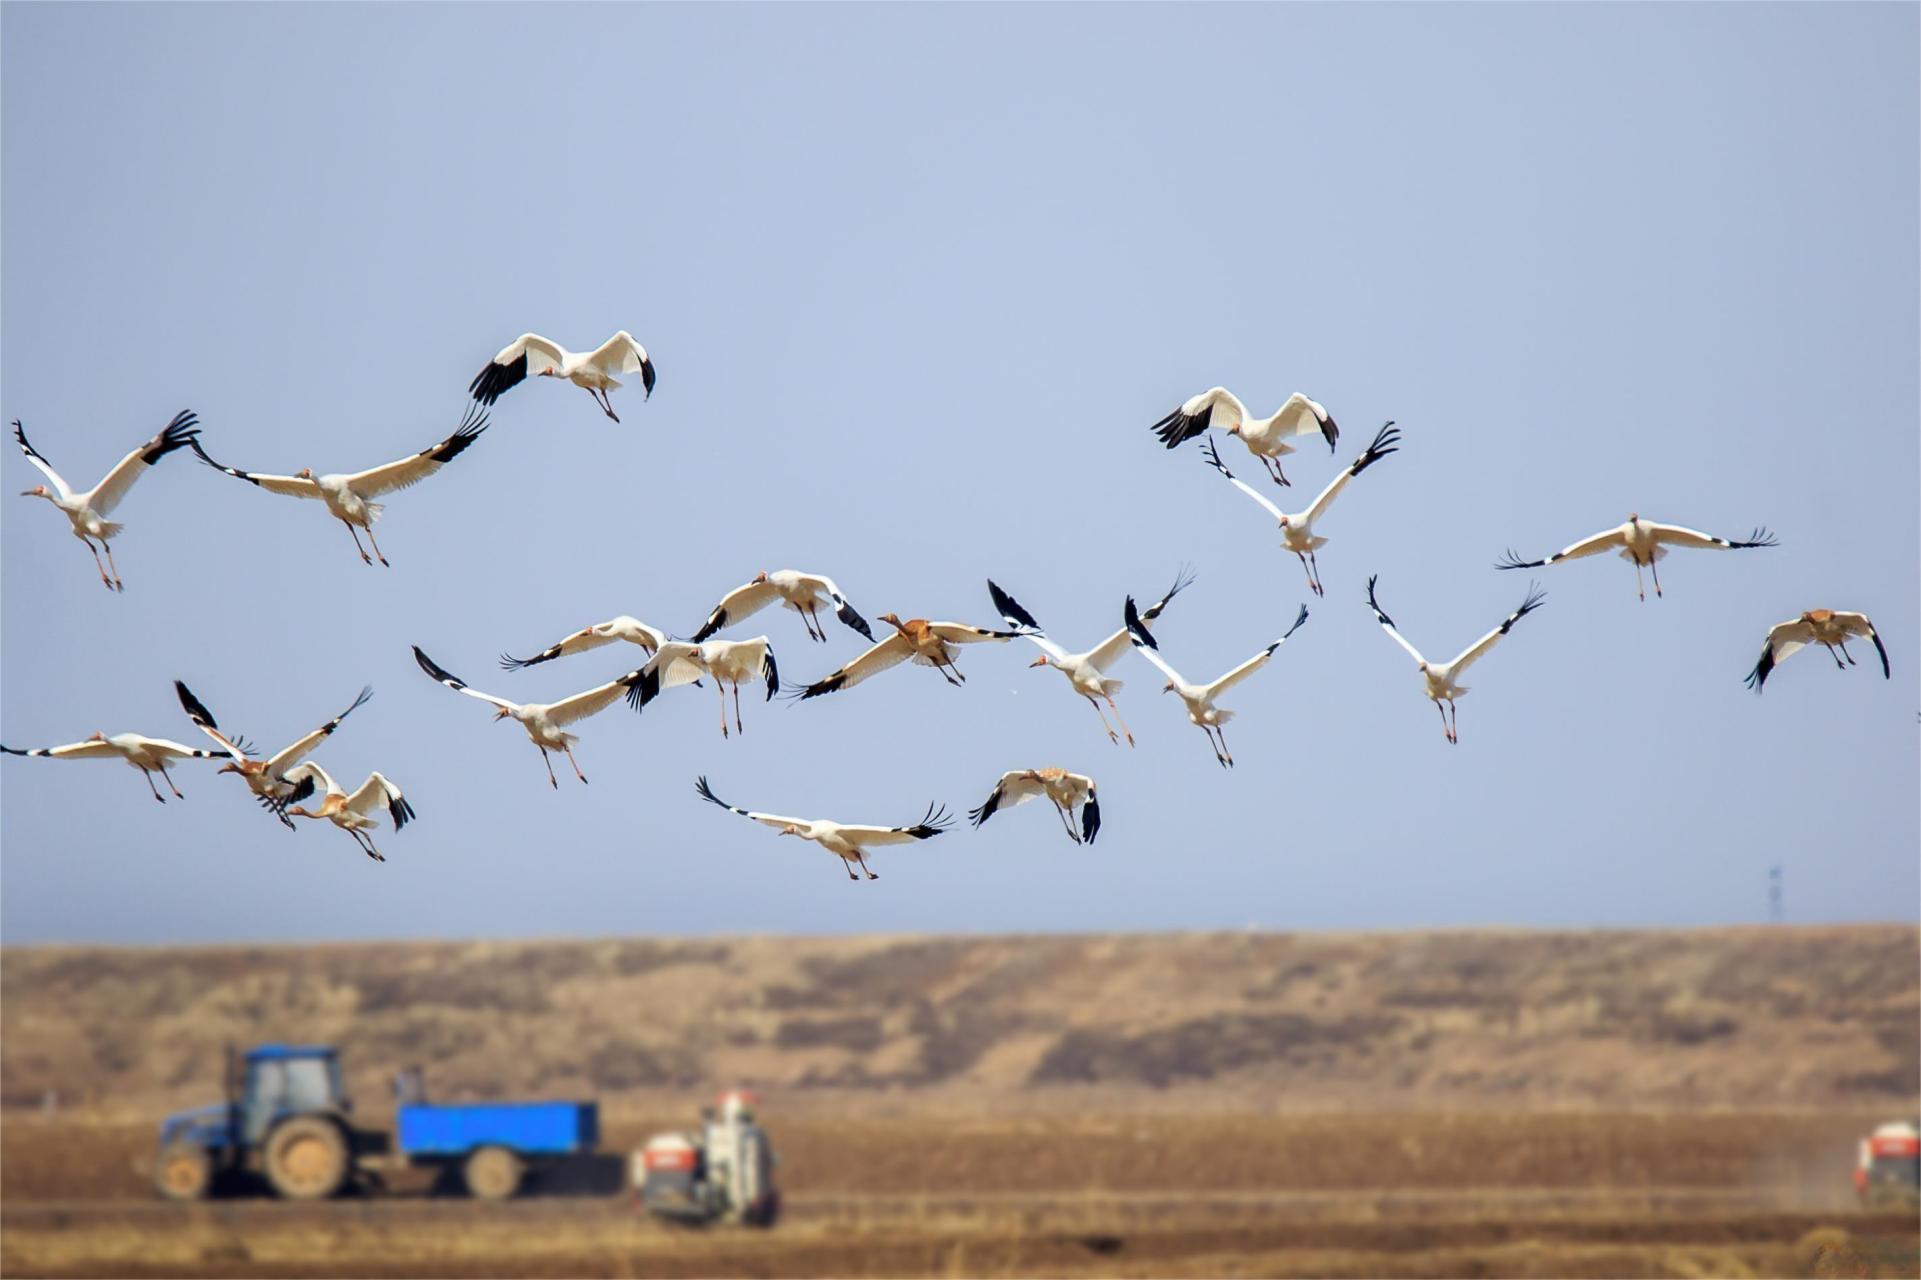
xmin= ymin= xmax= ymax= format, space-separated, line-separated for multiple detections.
xmin=1836 ymin=612 xmax=1891 ymax=679
xmin=1151 ymin=387 xmax=1245 ymax=449
xmin=1121 ymin=595 xmax=1190 ymax=688
xmin=1644 ymin=521 xmax=1779 ymax=552
xmin=1207 ymin=605 xmax=1310 ymax=696
xmin=837 ymin=802 xmax=955 ymax=845
xmin=1364 ymin=576 xmax=1428 ymax=667
xmin=345 ymin=406 xmax=487 ymax=497
xmin=694 ymin=775 xmax=811 ymax=832
xmin=470 ymin=333 xmax=567 ymax=405
xmin=502 ymin=617 xmax=667 ymax=671
xmin=967 ymin=770 xmax=1048 ymax=827
xmin=691 ymin=577 xmax=782 ymax=642
xmin=1497 ymin=526 xmax=1629 ymax=571
xmin=413 ymin=646 xmax=518 ymax=713
xmin=1302 ymin=421 xmax=1400 ymax=526
xmin=583 ymin=330 xmax=655 ymax=398
xmin=1199 ymin=437 xmax=1286 ymax=521
xmin=789 ymin=634 xmax=915 ymax=699
xmin=189 ymin=439 xmax=326 ymax=499
xmin=1270 ymin=392 xmax=1340 ymax=451
xmin=344 ymin=772 xmax=414 ymax=831
xmin=1446 ymin=583 xmax=1546 ymax=674
xmin=12 ymin=419 xmax=72 ymax=499
xmin=265 ymin=686 xmax=375 ymax=774
xmin=1746 ymin=618 xmax=1813 ymax=692
xmin=1086 ymin=566 xmax=1195 ymax=671
xmin=87 ymin=411 xmax=201 ymax=514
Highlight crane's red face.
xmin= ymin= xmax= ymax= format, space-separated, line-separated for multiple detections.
xmin=752 ymin=571 xmax=769 ymax=584
xmin=217 ymin=763 xmax=240 ymax=775
xmin=1027 ymin=656 xmax=1049 ymax=669
xmin=296 ymin=468 xmax=315 ymax=480
xmin=1161 ymin=682 xmax=1176 ymax=694
xmin=20 ymin=485 xmax=47 ymax=497
xmin=493 ymin=707 xmax=512 ymax=721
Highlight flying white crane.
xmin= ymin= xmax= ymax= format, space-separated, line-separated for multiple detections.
xmin=13 ymin=411 xmax=200 ymax=591
xmin=191 ymin=408 xmax=487 ymax=567
xmin=1746 ymin=609 xmax=1890 ymax=693
xmin=790 ymin=614 xmax=1024 ymax=699
xmin=1151 ymin=388 xmax=1339 ymax=485
xmin=1124 ymin=597 xmax=1309 ymax=768
xmin=175 ymin=681 xmax=374 ymax=827
xmin=1 ymin=732 xmax=230 ymax=803
xmin=1364 ymin=575 xmax=1546 ymax=745
xmin=1200 ymin=423 xmax=1401 ymax=596
xmin=694 ymin=776 xmax=952 ymax=882
xmin=279 ymin=761 xmax=414 ymax=862
xmin=967 ymin=768 xmax=1101 ymax=846
xmin=691 ymin=571 xmax=873 ymax=644
xmin=500 ymin=616 xmax=671 ymax=671
xmin=624 ymin=638 xmax=779 ymax=737
xmin=469 ymin=330 xmax=655 ymax=422
xmin=412 ymin=645 xmax=643 ymax=787
xmin=1496 ymin=515 xmax=1777 ymax=601
xmin=986 ymin=568 xmax=1195 ymax=745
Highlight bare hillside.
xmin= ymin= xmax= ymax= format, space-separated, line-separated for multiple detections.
xmin=3 ymin=926 xmax=1914 ymax=1113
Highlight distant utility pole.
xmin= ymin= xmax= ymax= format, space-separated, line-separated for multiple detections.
xmin=1768 ymin=865 xmax=1784 ymax=923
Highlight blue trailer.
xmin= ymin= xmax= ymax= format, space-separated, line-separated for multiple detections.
xmin=155 ymin=1046 xmax=607 ymax=1202
xmin=393 ymin=1079 xmax=601 ymax=1200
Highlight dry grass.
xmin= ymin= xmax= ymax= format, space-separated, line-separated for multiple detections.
xmin=3 ymin=926 xmax=1915 ymax=1115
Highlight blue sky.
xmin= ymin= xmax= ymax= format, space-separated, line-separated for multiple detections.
xmin=2 ymin=3 xmax=1914 ymax=945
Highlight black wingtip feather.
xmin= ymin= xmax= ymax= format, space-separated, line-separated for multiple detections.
xmin=987 ymin=580 xmax=1042 ymax=633
xmin=834 ymin=599 xmax=873 ymax=641
xmin=175 ymin=680 xmax=219 ymax=730
xmin=763 ymin=646 xmax=779 ymax=700
xmin=1123 ymin=596 xmax=1158 ymax=650
xmin=1081 ymin=792 xmax=1101 ymax=846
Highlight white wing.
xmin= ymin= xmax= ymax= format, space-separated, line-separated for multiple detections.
xmin=11 ymin=420 xmax=72 ymax=499
xmin=126 ymin=736 xmax=223 ymax=760
xmin=543 ymin=673 xmax=644 ymax=726
xmin=584 ymin=330 xmax=649 ymax=376
xmin=1205 ymin=606 xmax=1310 ymax=697
xmin=1128 ymin=635 xmax=1187 ymax=688
xmin=1764 ymin=618 xmax=1814 ymax=665
xmin=691 ymin=578 xmax=783 ymax=641
xmin=1150 ymin=387 xmax=1247 ymax=448
xmin=927 ymin=622 xmax=1020 ymax=645
xmin=344 ymin=409 xmax=487 ymax=497
xmin=646 ymin=643 xmax=711 ymax=693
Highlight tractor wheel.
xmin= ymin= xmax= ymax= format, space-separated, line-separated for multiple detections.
xmin=155 ymin=1143 xmax=212 ymax=1201
xmin=463 ymin=1146 xmax=523 ymax=1201
xmin=263 ymin=1116 xmax=350 ymax=1201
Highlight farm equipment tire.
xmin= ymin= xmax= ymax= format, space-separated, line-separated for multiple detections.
xmin=264 ymin=1116 xmax=350 ymax=1201
xmin=155 ymin=1142 xmax=212 ymax=1201
xmin=463 ymin=1145 xmax=523 ymax=1201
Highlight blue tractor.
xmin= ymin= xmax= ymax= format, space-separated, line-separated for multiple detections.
xmin=156 ymin=1044 xmax=386 ymax=1201
xmin=155 ymin=1044 xmax=604 ymax=1202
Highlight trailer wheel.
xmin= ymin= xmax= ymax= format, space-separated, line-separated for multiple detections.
xmin=155 ymin=1143 xmax=212 ymax=1201
xmin=463 ymin=1145 xmax=523 ymax=1201
xmin=263 ymin=1116 xmax=350 ymax=1201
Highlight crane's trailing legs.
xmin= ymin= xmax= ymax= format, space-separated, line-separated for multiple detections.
xmin=102 ymin=543 xmax=126 ymax=592
xmin=1086 ymin=696 xmax=1120 ymax=745
xmin=1260 ymin=456 xmax=1292 ymax=487
xmin=731 ymin=682 xmax=746 ymax=736
xmin=362 ymin=525 xmax=390 ymax=568
xmin=585 ymin=386 xmax=619 ymax=422
xmin=563 ymin=745 xmax=588 ymax=784
xmin=716 ymin=678 xmax=731 ymax=738
xmin=1295 ymin=552 xmax=1325 ymax=598
xmin=140 ymin=768 xmax=168 ymax=802
xmin=1107 ymin=695 xmax=1135 ymax=747
xmin=1053 ymin=801 xmax=1082 ymax=844
xmin=341 ymin=520 xmax=373 ymax=566
xmin=1649 ymin=558 xmax=1663 ymax=599
xmin=856 ymin=853 xmax=878 ymax=880
xmin=82 ymin=538 xmax=119 ymax=591
xmin=536 ymin=745 xmax=559 ymax=789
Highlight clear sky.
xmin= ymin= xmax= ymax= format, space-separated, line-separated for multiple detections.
xmin=2 ymin=3 xmax=1914 ymax=946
